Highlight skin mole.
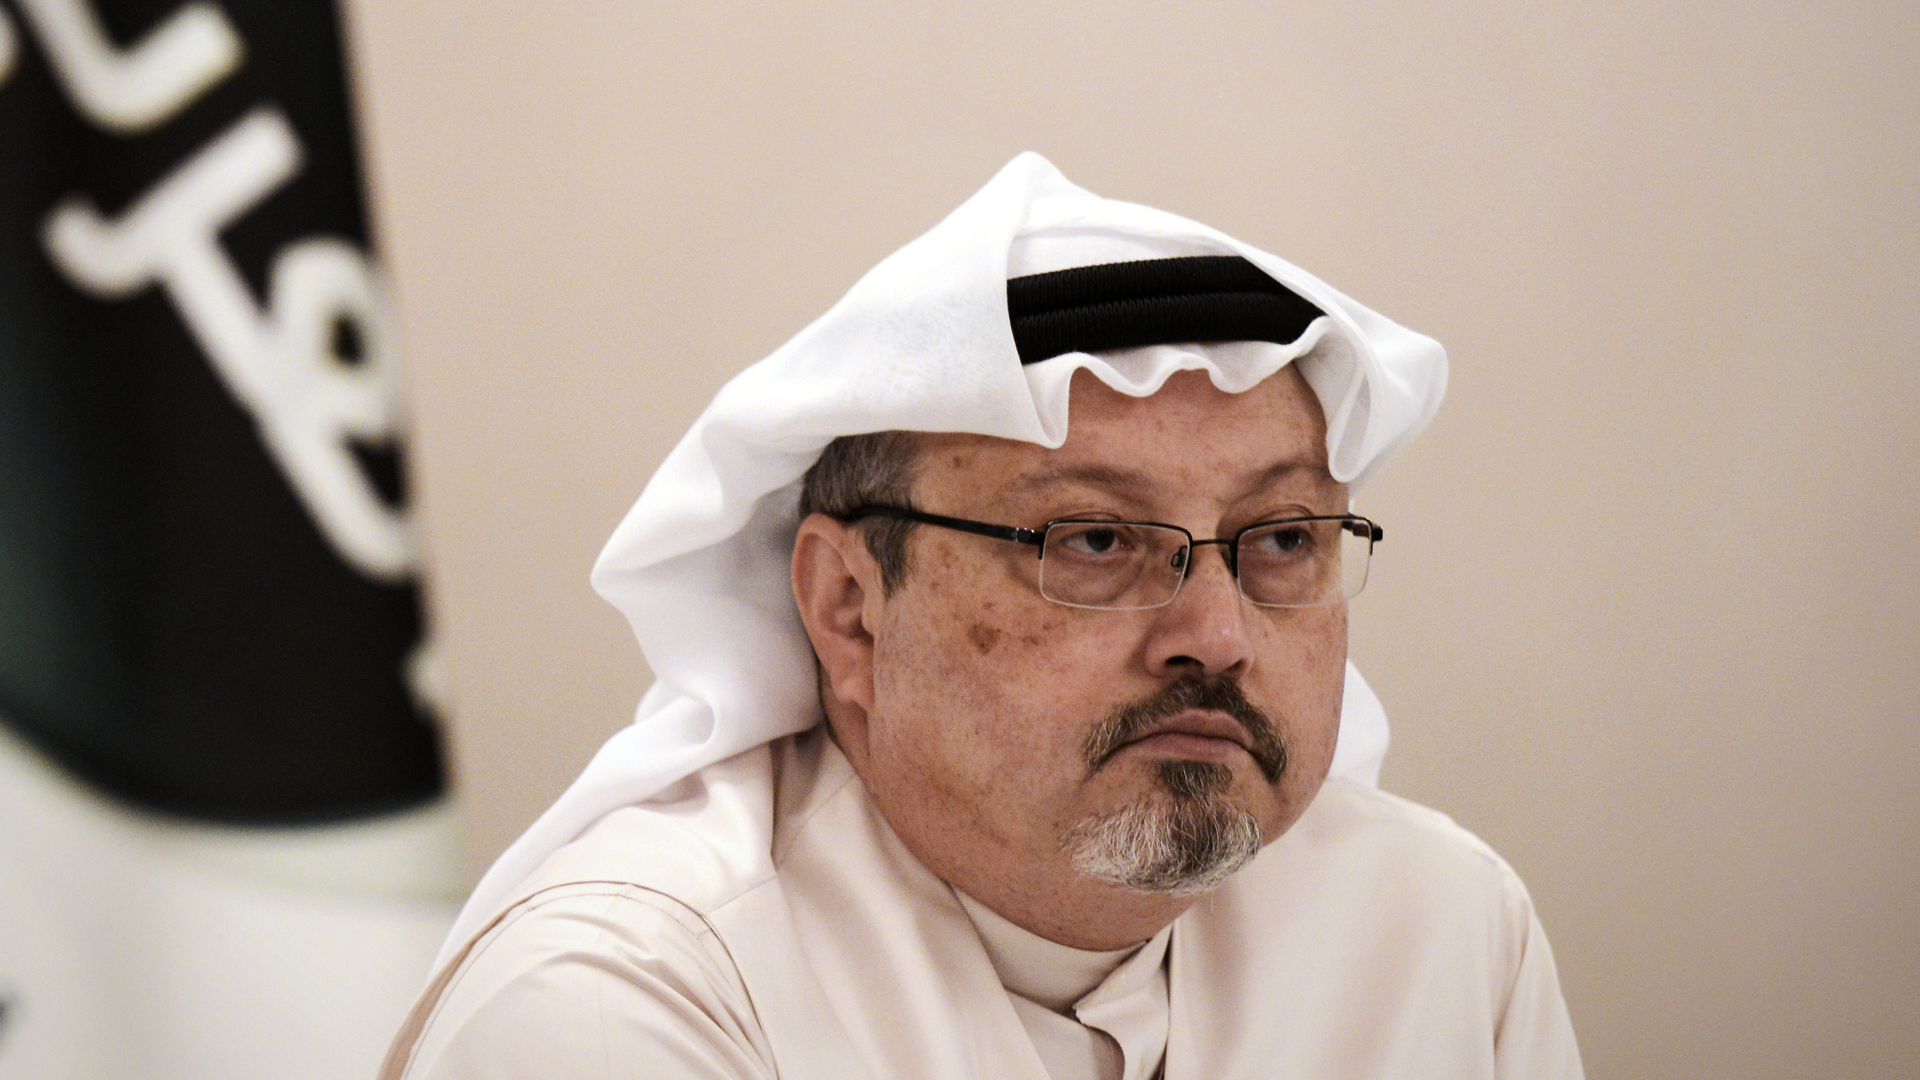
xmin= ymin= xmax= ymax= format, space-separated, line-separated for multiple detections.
xmin=966 ymin=622 xmax=1001 ymax=654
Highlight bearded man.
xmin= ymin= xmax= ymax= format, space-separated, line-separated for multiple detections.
xmin=383 ymin=154 xmax=1583 ymax=1080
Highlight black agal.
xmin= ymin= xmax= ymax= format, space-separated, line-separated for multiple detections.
xmin=1007 ymin=255 xmax=1325 ymax=365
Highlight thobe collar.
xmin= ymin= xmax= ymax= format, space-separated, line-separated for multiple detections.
xmin=957 ymin=889 xmax=1173 ymax=1080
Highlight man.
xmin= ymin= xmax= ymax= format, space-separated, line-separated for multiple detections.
xmin=383 ymin=154 xmax=1582 ymax=1079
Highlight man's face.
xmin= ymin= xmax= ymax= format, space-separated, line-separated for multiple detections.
xmin=816 ymin=367 xmax=1350 ymax=941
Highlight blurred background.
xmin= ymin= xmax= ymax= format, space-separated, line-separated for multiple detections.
xmin=2 ymin=0 xmax=456 ymax=1077
xmin=21 ymin=0 xmax=1889 ymax=1077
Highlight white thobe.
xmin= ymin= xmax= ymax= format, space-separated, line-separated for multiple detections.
xmin=384 ymin=726 xmax=1582 ymax=1079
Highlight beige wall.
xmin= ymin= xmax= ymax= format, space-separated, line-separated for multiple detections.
xmin=341 ymin=2 xmax=1918 ymax=1076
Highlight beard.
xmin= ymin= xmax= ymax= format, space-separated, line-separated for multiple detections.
xmin=1061 ymin=678 xmax=1284 ymax=896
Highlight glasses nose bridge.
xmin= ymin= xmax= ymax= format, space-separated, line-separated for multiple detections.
xmin=1174 ymin=536 xmax=1241 ymax=591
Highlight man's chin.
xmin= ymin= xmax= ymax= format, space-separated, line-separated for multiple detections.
xmin=1060 ymin=770 xmax=1264 ymax=896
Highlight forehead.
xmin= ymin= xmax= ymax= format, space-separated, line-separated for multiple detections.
xmin=918 ymin=366 xmax=1335 ymax=509
xmin=1063 ymin=364 xmax=1325 ymax=457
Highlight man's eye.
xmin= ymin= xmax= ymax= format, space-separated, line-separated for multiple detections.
xmin=1054 ymin=524 xmax=1133 ymax=557
xmin=1248 ymin=525 xmax=1314 ymax=558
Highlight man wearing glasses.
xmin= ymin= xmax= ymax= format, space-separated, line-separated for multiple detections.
xmin=385 ymin=156 xmax=1583 ymax=1079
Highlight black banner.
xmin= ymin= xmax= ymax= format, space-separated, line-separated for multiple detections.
xmin=0 ymin=0 xmax=442 ymax=823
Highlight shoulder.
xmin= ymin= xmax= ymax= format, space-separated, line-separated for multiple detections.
xmin=389 ymin=731 xmax=861 ymax=1080
xmin=1212 ymin=778 xmax=1547 ymax=987
xmin=1301 ymin=777 xmax=1496 ymax=849
xmin=398 ymin=883 xmax=776 ymax=1080
xmin=1176 ymin=780 xmax=1583 ymax=1077
xmin=500 ymin=726 xmax=859 ymax=918
xmin=1285 ymin=777 xmax=1529 ymax=898
xmin=1283 ymin=783 xmax=1585 ymax=1076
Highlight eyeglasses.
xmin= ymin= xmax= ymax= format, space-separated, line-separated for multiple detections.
xmin=844 ymin=505 xmax=1382 ymax=610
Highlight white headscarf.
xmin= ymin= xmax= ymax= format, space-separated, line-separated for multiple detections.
xmin=439 ymin=153 xmax=1448 ymax=960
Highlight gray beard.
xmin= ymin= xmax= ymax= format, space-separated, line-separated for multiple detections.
xmin=1062 ymin=759 xmax=1263 ymax=896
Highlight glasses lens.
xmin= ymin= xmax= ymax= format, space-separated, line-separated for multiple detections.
xmin=1039 ymin=521 xmax=1189 ymax=609
xmin=1234 ymin=518 xmax=1373 ymax=607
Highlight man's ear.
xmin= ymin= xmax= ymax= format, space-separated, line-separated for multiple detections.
xmin=791 ymin=513 xmax=885 ymax=718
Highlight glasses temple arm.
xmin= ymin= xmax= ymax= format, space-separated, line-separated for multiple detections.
xmin=1341 ymin=518 xmax=1384 ymax=543
xmin=843 ymin=505 xmax=1046 ymax=547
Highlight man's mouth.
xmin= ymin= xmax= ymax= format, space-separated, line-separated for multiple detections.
xmin=1120 ymin=711 xmax=1253 ymax=764
xmin=1084 ymin=677 xmax=1287 ymax=782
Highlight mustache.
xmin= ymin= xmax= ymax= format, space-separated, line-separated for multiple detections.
xmin=1083 ymin=677 xmax=1287 ymax=783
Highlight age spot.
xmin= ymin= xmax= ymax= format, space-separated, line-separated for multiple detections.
xmin=967 ymin=622 xmax=1001 ymax=654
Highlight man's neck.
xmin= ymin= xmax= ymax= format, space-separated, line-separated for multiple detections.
xmin=955 ymin=888 xmax=1145 ymax=1010
xmin=929 ymin=854 xmax=1194 ymax=950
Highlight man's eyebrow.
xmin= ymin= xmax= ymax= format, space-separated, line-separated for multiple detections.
xmin=1007 ymin=462 xmax=1156 ymax=497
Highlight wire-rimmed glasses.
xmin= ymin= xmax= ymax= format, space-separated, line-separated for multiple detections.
xmin=844 ymin=505 xmax=1382 ymax=610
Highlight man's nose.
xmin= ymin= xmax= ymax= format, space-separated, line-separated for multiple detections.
xmin=1143 ymin=543 xmax=1253 ymax=678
